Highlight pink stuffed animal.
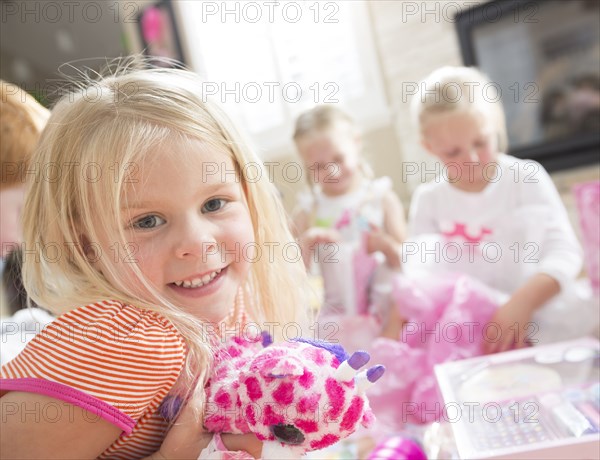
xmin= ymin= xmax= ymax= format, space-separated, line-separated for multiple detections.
xmin=203 ymin=332 xmax=385 ymax=459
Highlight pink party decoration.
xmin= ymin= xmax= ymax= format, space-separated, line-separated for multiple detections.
xmin=573 ymin=181 xmax=600 ymax=295
xmin=368 ymin=274 xmax=501 ymax=427
xmin=141 ymin=6 xmax=164 ymax=42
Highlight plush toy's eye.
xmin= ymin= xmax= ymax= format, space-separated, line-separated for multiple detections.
xmin=271 ymin=423 xmax=305 ymax=445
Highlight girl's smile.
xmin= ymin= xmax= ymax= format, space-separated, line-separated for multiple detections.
xmin=168 ymin=265 xmax=228 ymax=298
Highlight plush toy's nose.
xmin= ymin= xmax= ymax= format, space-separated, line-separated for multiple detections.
xmin=270 ymin=423 xmax=305 ymax=445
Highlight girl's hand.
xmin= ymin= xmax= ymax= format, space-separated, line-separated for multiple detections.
xmin=149 ymin=399 xmax=263 ymax=460
xmin=483 ymin=273 xmax=560 ymax=354
xmin=301 ymin=226 xmax=340 ymax=247
xmin=483 ymin=301 xmax=533 ymax=354
xmin=149 ymin=399 xmax=212 ymax=459
xmin=366 ymin=224 xmax=401 ymax=269
xmin=220 ymin=433 xmax=263 ymax=459
xmin=299 ymin=227 xmax=340 ymax=268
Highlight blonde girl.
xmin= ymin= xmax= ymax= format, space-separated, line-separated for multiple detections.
xmin=409 ymin=66 xmax=593 ymax=351
xmin=293 ymin=105 xmax=407 ymax=348
xmin=0 ymin=64 xmax=309 ymax=459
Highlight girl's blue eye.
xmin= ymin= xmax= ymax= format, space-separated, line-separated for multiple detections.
xmin=202 ymin=199 xmax=226 ymax=213
xmin=133 ymin=215 xmax=165 ymax=230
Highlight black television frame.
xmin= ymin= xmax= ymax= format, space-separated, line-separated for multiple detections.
xmin=454 ymin=0 xmax=600 ymax=172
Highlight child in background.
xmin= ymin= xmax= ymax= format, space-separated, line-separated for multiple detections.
xmin=0 ymin=65 xmax=310 ymax=459
xmin=366 ymin=66 xmax=597 ymax=431
xmin=293 ymin=106 xmax=407 ymax=350
xmin=0 ymin=80 xmax=50 ymax=316
xmin=407 ymin=66 xmax=596 ymax=350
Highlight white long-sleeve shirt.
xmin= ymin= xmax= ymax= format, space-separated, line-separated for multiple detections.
xmin=407 ymin=154 xmax=583 ymax=295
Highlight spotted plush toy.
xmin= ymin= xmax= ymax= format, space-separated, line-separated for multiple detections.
xmin=203 ymin=332 xmax=385 ymax=459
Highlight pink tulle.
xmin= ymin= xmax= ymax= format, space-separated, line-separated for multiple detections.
xmin=367 ymin=273 xmax=501 ymax=428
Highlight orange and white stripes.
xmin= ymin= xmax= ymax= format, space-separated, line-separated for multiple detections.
xmin=1 ymin=300 xmax=187 ymax=459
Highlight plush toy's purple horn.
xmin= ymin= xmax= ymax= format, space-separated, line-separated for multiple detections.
xmin=367 ymin=365 xmax=385 ymax=382
xmin=335 ymin=351 xmax=370 ymax=381
xmin=357 ymin=365 xmax=386 ymax=392
xmin=348 ymin=351 xmax=370 ymax=369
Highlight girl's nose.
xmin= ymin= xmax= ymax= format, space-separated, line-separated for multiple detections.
xmin=468 ymin=150 xmax=479 ymax=163
xmin=175 ymin=218 xmax=218 ymax=259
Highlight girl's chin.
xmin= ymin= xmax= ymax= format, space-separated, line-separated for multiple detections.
xmin=322 ymin=178 xmax=354 ymax=195
xmin=181 ymin=304 xmax=234 ymax=325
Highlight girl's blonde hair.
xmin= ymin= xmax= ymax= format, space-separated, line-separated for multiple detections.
xmin=411 ymin=66 xmax=508 ymax=152
xmin=22 ymin=60 xmax=310 ymax=416
xmin=293 ymin=105 xmax=354 ymax=142
xmin=293 ymin=105 xmax=374 ymax=184
xmin=0 ymin=80 xmax=50 ymax=190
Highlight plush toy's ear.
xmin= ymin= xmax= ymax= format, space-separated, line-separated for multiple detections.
xmin=356 ymin=365 xmax=386 ymax=392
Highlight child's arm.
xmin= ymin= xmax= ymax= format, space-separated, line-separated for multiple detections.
xmin=484 ymin=162 xmax=583 ymax=354
xmin=522 ymin=162 xmax=583 ymax=289
xmin=366 ymin=190 xmax=407 ymax=269
xmin=484 ymin=273 xmax=560 ymax=354
xmin=1 ymin=391 xmax=122 ymax=459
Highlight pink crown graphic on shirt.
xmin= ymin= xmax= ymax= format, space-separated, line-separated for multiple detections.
xmin=441 ymin=222 xmax=493 ymax=243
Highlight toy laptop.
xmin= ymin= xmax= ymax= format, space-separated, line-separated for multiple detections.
xmin=435 ymin=337 xmax=600 ymax=459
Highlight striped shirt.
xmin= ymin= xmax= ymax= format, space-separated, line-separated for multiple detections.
xmin=0 ymin=300 xmax=187 ymax=459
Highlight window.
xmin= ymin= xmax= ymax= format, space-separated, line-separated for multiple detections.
xmin=176 ymin=1 xmax=389 ymax=158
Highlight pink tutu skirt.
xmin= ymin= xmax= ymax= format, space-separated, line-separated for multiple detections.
xmin=366 ymin=273 xmax=503 ymax=429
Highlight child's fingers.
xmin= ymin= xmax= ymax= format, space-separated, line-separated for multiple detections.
xmin=220 ymin=433 xmax=262 ymax=459
xmin=306 ymin=227 xmax=339 ymax=244
xmin=483 ymin=324 xmax=504 ymax=354
xmin=315 ymin=229 xmax=340 ymax=244
xmin=486 ymin=324 xmax=526 ymax=354
xmin=483 ymin=334 xmax=495 ymax=354
xmin=496 ymin=330 xmax=515 ymax=353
